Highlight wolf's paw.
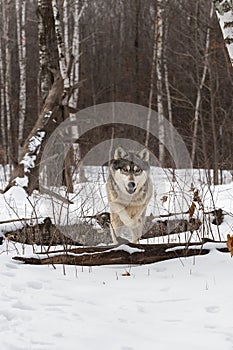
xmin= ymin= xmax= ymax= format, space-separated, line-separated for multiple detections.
xmin=116 ymin=236 xmax=130 ymax=245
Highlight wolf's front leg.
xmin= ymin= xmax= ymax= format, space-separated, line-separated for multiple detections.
xmin=109 ymin=203 xmax=135 ymax=226
xmin=131 ymin=222 xmax=144 ymax=243
xmin=110 ymin=225 xmax=133 ymax=245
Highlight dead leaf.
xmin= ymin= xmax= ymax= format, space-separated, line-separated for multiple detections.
xmin=161 ymin=196 xmax=168 ymax=204
xmin=189 ymin=202 xmax=196 ymax=218
xmin=227 ymin=234 xmax=233 ymax=257
xmin=193 ymin=190 xmax=202 ymax=204
xmin=122 ymin=271 xmax=131 ymax=277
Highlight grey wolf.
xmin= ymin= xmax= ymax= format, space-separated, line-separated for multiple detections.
xmin=106 ymin=146 xmax=153 ymax=244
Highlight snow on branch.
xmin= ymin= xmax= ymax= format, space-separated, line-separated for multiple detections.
xmin=20 ymin=131 xmax=46 ymax=174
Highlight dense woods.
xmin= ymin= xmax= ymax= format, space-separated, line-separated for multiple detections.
xmin=0 ymin=0 xmax=232 ymax=184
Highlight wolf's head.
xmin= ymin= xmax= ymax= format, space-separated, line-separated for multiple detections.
xmin=110 ymin=146 xmax=150 ymax=195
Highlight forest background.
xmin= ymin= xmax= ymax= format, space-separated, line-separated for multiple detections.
xmin=0 ymin=0 xmax=232 ymax=187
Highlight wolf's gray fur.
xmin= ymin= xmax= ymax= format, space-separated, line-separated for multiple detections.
xmin=106 ymin=146 xmax=153 ymax=244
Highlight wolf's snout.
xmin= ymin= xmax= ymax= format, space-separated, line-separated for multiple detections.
xmin=127 ymin=181 xmax=136 ymax=194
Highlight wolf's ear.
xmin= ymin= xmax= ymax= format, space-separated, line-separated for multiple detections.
xmin=114 ymin=146 xmax=127 ymax=159
xmin=137 ymin=148 xmax=149 ymax=162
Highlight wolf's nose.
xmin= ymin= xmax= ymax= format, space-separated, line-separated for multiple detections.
xmin=128 ymin=182 xmax=136 ymax=190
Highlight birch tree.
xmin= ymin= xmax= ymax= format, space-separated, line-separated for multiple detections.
xmin=5 ymin=0 xmax=12 ymax=163
xmin=163 ymin=1 xmax=174 ymax=153
xmin=52 ymin=0 xmax=69 ymax=88
xmin=0 ymin=1 xmax=6 ymax=163
xmin=213 ymin=0 xmax=233 ymax=63
xmin=157 ymin=0 xmax=165 ymax=165
xmin=63 ymin=0 xmax=70 ymax=72
xmin=16 ymin=0 xmax=26 ymax=151
xmin=4 ymin=0 xmax=63 ymax=194
xmin=1 ymin=0 xmax=232 ymax=182
xmin=69 ymin=0 xmax=87 ymax=109
xmin=146 ymin=1 xmax=157 ymax=148
xmin=37 ymin=0 xmax=56 ymax=104
xmin=146 ymin=0 xmax=165 ymax=166
xmin=205 ymin=0 xmax=233 ymax=183
xmin=4 ymin=0 xmax=88 ymax=194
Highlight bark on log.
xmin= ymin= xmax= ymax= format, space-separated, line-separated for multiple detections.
xmin=142 ymin=217 xmax=201 ymax=238
xmin=12 ymin=240 xmax=227 ymax=266
xmin=5 ymin=216 xmax=201 ymax=246
xmin=5 ymin=217 xmax=80 ymax=246
xmin=84 ymin=212 xmax=202 ymax=239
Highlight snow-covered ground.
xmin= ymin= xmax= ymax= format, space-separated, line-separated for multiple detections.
xmin=0 ymin=167 xmax=233 ymax=349
xmin=1 ymin=242 xmax=233 ymax=350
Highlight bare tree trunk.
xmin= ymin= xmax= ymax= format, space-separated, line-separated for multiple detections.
xmin=53 ymin=0 xmax=87 ymax=189
xmin=52 ymin=0 xmax=68 ymax=87
xmin=164 ymin=51 xmax=172 ymax=132
xmin=16 ymin=0 xmax=27 ymax=153
xmin=3 ymin=0 xmax=63 ymax=194
xmin=69 ymin=1 xmax=87 ymax=184
xmin=213 ymin=0 xmax=233 ymax=182
xmin=135 ymin=0 xmax=140 ymax=103
xmin=163 ymin=2 xmax=174 ymax=160
xmin=69 ymin=0 xmax=81 ymax=108
xmin=145 ymin=0 xmax=157 ymax=148
xmin=191 ymin=3 xmax=213 ymax=165
xmin=63 ymin=0 xmax=70 ymax=72
xmin=208 ymin=61 xmax=219 ymax=185
xmin=68 ymin=0 xmax=87 ymax=108
xmin=0 ymin=1 xmax=6 ymax=163
xmin=5 ymin=0 xmax=12 ymax=163
xmin=37 ymin=0 xmax=53 ymax=105
xmin=3 ymin=0 xmax=88 ymax=194
xmin=90 ymin=4 xmax=97 ymax=107
xmin=3 ymin=72 xmax=65 ymax=194
xmin=213 ymin=0 xmax=233 ymax=64
xmin=157 ymin=0 xmax=165 ymax=165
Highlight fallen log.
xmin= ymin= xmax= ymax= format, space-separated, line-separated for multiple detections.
xmin=5 ymin=217 xmax=110 ymax=246
xmin=142 ymin=217 xmax=201 ymax=239
xmin=12 ymin=240 xmax=228 ymax=266
xmin=4 ymin=217 xmax=83 ymax=246
xmin=5 ymin=215 xmax=201 ymax=246
xmin=84 ymin=212 xmax=202 ymax=238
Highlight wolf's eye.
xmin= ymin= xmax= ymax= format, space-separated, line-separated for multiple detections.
xmin=121 ymin=166 xmax=129 ymax=173
xmin=134 ymin=166 xmax=142 ymax=174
